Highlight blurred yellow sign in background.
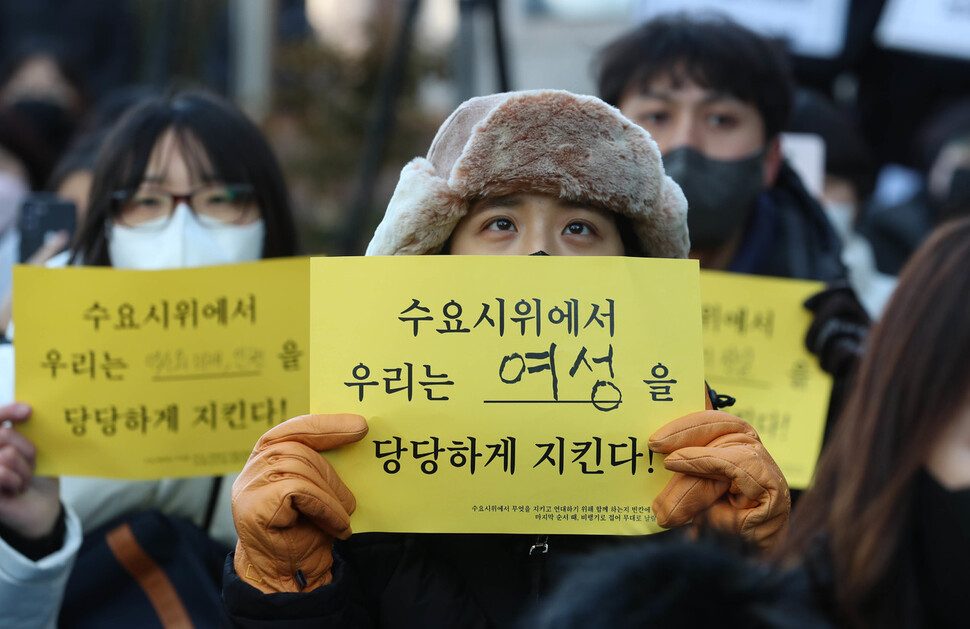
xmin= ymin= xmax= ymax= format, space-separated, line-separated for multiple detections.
xmin=14 ymin=258 xmax=310 ymax=478
xmin=699 ymin=270 xmax=832 ymax=489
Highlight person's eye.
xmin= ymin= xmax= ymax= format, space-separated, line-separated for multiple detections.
xmin=707 ymin=113 xmax=739 ymax=129
xmin=637 ymin=110 xmax=669 ymax=126
xmin=484 ymin=217 xmax=515 ymax=231
xmin=563 ymin=221 xmax=594 ymax=236
xmin=203 ymin=191 xmax=233 ymax=204
xmin=132 ymin=195 xmax=164 ymax=207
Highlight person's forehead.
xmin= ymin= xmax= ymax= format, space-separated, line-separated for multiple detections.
xmin=465 ymin=195 xmax=619 ymax=229
xmin=634 ymin=75 xmax=750 ymax=107
xmin=474 ymin=192 xmax=610 ymax=212
xmin=142 ymin=128 xmax=213 ymax=185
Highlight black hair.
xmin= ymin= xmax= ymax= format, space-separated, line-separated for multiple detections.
xmin=787 ymin=89 xmax=876 ymax=200
xmin=45 ymin=129 xmax=104 ymax=192
xmin=524 ymin=537 xmax=832 ymax=629
xmin=615 ymin=213 xmax=647 ymax=257
xmin=71 ymin=89 xmax=299 ymax=265
xmin=595 ymin=13 xmax=794 ymax=141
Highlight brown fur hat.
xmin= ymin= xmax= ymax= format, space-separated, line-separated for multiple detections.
xmin=366 ymin=90 xmax=689 ymax=258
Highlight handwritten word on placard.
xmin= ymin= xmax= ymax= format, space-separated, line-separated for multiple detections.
xmin=699 ymin=271 xmax=832 ymax=489
xmin=311 ymin=256 xmax=705 ymax=536
xmin=14 ymin=258 xmax=309 ymax=479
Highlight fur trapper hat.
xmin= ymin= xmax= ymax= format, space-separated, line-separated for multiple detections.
xmin=366 ymin=89 xmax=689 ymax=258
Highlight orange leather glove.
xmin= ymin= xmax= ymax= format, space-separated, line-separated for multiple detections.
xmin=649 ymin=410 xmax=790 ymax=551
xmin=232 ymin=413 xmax=368 ymax=593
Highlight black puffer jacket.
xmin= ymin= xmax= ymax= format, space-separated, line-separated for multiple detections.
xmin=222 ymin=531 xmax=678 ymax=628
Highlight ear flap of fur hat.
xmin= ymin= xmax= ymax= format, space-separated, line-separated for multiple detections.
xmin=365 ymin=158 xmax=464 ymax=256
xmin=366 ymin=90 xmax=690 ymax=258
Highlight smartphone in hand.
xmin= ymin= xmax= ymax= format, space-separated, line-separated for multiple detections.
xmin=18 ymin=193 xmax=77 ymax=263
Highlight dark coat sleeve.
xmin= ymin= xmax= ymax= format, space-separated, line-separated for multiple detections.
xmin=221 ymin=534 xmax=500 ymax=629
xmin=221 ymin=550 xmax=375 ymax=628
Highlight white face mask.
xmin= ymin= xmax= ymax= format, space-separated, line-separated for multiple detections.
xmin=107 ymin=202 xmax=265 ymax=270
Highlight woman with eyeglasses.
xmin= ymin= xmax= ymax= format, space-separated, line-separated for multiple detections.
xmin=0 ymin=89 xmax=299 ymax=628
xmin=72 ymin=90 xmax=296 ymax=268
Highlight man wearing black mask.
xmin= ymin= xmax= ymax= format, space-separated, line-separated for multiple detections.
xmin=598 ymin=13 xmax=843 ymax=279
xmin=597 ymin=14 xmax=868 ymax=431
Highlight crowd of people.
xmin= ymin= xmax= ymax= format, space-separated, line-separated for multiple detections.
xmin=0 ymin=10 xmax=967 ymax=629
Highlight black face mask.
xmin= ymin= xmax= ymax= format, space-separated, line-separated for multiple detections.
xmin=529 ymin=250 xmax=549 ymax=256
xmin=11 ymin=98 xmax=76 ymax=155
xmin=662 ymin=146 xmax=765 ymax=251
xmin=913 ymin=469 xmax=970 ymax=627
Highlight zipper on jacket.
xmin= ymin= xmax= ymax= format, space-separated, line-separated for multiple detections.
xmin=528 ymin=535 xmax=549 ymax=601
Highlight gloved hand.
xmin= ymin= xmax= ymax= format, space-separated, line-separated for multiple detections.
xmin=803 ymin=283 xmax=869 ymax=377
xmin=232 ymin=413 xmax=368 ymax=594
xmin=649 ymin=411 xmax=790 ymax=551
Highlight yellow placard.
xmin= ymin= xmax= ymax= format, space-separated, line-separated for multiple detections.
xmin=699 ymin=270 xmax=832 ymax=488
xmin=311 ymin=256 xmax=705 ymax=535
xmin=14 ymin=258 xmax=310 ymax=479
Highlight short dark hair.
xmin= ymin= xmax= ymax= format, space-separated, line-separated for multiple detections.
xmin=595 ymin=13 xmax=794 ymax=141
xmin=72 ymin=89 xmax=299 ymax=265
xmin=46 ymin=129 xmax=104 ymax=192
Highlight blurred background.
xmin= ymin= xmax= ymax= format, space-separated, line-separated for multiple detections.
xmin=1 ymin=0 xmax=968 ymax=256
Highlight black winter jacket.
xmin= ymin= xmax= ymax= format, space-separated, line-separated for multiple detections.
xmin=222 ymin=531 xmax=678 ymax=628
xmin=733 ymin=161 xmax=847 ymax=283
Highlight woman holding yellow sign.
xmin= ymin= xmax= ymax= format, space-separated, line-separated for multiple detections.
xmin=0 ymin=89 xmax=298 ymax=627
xmin=223 ymin=90 xmax=789 ymax=627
